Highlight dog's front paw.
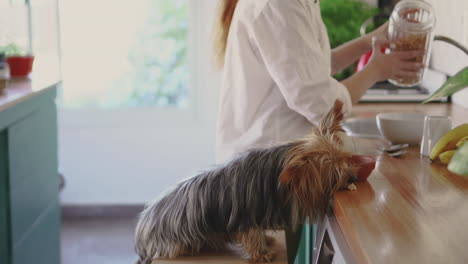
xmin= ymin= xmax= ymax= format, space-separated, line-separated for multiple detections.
xmin=249 ymin=250 xmax=276 ymax=263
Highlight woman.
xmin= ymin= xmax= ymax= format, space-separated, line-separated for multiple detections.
xmin=214 ymin=0 xmax=423 ymax=162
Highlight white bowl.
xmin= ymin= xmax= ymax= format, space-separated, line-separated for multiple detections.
xmin=376 ymin=112 xmax=426 ymax=145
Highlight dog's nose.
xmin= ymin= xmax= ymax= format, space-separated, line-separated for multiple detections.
xmin=348 ymin=175 xmax=358 ymax=182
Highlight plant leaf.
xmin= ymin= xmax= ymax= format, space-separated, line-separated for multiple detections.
xmin=448 ymin=142 xmax=468 ymax=176
xmin=422 ymin=67 xmax=468 ymax=104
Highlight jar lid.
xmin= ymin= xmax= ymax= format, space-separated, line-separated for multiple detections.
xmin=392 ymin=0 xmax=436 ymax=32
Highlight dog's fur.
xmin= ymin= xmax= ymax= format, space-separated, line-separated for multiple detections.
xmin=135 ymin=100 xmax=356 ymax=264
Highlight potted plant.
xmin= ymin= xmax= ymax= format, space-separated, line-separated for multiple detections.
xmin=422 ymin=67 xmax=468 ymax=104
xmin=0 ymin=43 xmax=34 ymax=78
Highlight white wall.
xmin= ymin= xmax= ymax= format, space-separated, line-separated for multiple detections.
xmin=59 ymin=0 xmax=221 ymax=205
xmin=59 ymin=0 xmax=468 ymax=205
xmin=427 ymin=0 xmax=468 ymax=108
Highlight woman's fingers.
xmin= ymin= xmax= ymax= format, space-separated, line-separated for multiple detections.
xmin=373 ymin=37 xmax=391 ymax=47
xmin=368 ymin=40 xmax=427 ymax=81
xmin=370 ymin=21 xmax=389 ymax=40
xmin=394 ymin=70 xmax=420 ymax=79
xmin=400 ymin=62 xmax=424 ymax=72
xmin=390 ymin=61 xmax=423 ymax=80
xmin=394 ymin=50 xmax=426 ymax=60
xmin=372 ymin=37 xmax=391 ymax=55
xmin=376 ymin=40 xmax=391 ymax=50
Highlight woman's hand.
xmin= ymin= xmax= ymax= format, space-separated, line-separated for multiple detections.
xmin=341 ymin=25 xmax=424 ymax=104
xmin=372 ymin=22 xmax=389 ymax=39
xmin=366 ymin=37 xmax=425 ymax=82
xmin=331 ymin=22 xmax=390 ymax=74
xmin=364 ymin=22 xmax=389 ymax=49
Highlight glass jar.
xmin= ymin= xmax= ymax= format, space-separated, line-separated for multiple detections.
xmin=388 ymin=0 xmax=436 ymax=87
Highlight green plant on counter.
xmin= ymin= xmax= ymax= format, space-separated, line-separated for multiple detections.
xmin=320 ymin=0 xmax=379 ymax=80
xmin=422 ymin=67 xmax=468 ymax=104
xmin=0 ymin=43 xmax=26 ymax=56
xmin=425 ymin=67 xmax=468 ymax=176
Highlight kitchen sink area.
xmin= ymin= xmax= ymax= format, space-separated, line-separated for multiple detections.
xmin=359 ymin=69 xmax=449 ymax=103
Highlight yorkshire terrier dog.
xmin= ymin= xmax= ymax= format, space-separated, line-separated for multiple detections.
xmin=135 ymin=100 xmax=357 ymax=264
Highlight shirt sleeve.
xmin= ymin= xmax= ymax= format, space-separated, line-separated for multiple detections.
xmin=248 ymin=0 xmax=352 ymax=125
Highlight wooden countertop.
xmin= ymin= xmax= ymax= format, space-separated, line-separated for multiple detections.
xmin=350 ymin=102 xmax=468 ymax=127
xmin=0 ymin=77 xmax=60 ymax=113
xmin=333 ymin=103 xmax=468 ymax=264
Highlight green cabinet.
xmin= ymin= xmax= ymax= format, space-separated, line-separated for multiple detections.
xmin=286 ymin=221 xmax=316 ymax=264
xmin=0 ymin=84 xmax=60 ymax=264
xmin=0 ymin=130 xmax=11 ymax=264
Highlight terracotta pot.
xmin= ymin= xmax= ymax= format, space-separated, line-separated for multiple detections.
xmin=7 ymin=56 xmax=34 ymax=78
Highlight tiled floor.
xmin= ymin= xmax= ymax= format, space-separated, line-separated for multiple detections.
xmin=61 ymin=216 xmax=288 ymax=264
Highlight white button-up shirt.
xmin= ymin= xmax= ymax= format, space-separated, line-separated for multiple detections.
xmin=216 ymin=0 xmax=352 ymax=163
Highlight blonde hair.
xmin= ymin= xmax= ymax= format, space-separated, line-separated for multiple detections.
xmin=213 ymin=0 xmax=239 ymax=69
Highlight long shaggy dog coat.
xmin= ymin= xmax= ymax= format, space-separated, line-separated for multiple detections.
xmin=135 ymin=100 xmax=356 ymax=263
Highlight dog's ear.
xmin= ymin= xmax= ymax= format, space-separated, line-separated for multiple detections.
xmin=279 ymin=155 xmax=329 ymax=220
xmin=279 ymin=161 xmax=310 ymax=185
xmin=279 ymin=166 xmax=295 ymax=185
xmin=279 ymin=157 xmax=319 ymax=199
xmin=280 ymin=149 xmax=353 ymax=221
xmin=280 ymin=153 xmax=317 ymax=184
xmin=318 ymin=100 xmax=345 ymax=136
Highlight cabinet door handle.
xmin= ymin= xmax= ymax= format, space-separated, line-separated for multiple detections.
xmin=59 ymin=172 xmax=65 ymax=191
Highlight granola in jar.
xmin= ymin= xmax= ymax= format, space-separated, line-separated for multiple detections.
xmin=388 ymin=0 xmax=436 ymax=87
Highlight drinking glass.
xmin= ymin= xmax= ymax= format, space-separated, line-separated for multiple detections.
xmin=420 ymin=115 xmax=452 ymax=157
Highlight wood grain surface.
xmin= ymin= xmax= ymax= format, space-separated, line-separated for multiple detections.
xmin=350 ymin=102 xmax=468 ymax=126
xmin=334 ymin=103 xmax=468 ymax=264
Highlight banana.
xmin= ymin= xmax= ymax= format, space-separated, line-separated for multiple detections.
xmin=430 ymin=124 xmax=468 ymax=160
xmin=456 ymin=136 xmax=468 ymax=148
xmin=439 ymin=150 xmax=457 ymax=164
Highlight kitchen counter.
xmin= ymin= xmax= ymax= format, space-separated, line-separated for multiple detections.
xmin=350 ymin=103 xmax=468 ymax=127
xmin=0 ymin=77 xmax=61 ymax=264
xmin=0 ymin=77 xmax=60 ymax=113
xmin=330 ymin=103 xmax=468 ymax=264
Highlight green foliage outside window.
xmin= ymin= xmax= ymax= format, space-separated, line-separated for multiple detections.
xmin=117 ymin=0 xmax=189 ymax=107
xmin=119 ymin=0 xmax=378 ymax=106
xmin=320 ymin=0 xmax=379 ymax=80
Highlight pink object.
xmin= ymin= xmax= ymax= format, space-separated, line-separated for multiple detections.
xmin=7 ymin=56 xmax=34 ymax=77
xmin=355 ymin=48 xmax=387 ymax=73
xmin=356 ymin=50 xmax=373 ymax=72
xmin=349 ymin=155 xmax=376 ymax=182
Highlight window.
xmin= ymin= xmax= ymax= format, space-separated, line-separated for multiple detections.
xmin=0 ymin=2 xmax=29 ymax=56
xmin=60 ymin=0 xmax=190 ymax=108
